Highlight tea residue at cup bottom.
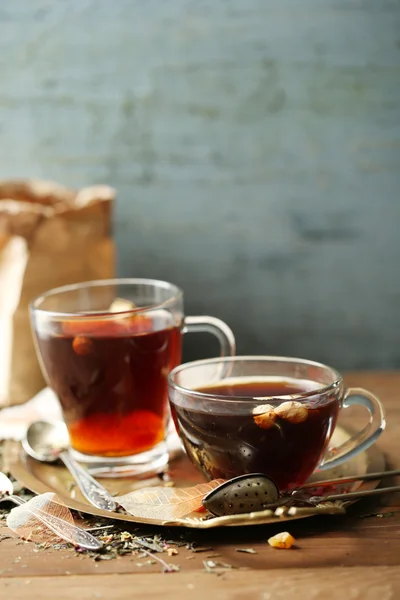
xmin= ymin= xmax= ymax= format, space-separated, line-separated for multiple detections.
xmin=68 ymin=410 xmax=165 ymax=457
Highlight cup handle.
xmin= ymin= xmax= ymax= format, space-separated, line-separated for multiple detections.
xmin=183 ymin=316 xmax=236 ymax=357
xmin=318 ymin=387 xmax=386 ymax=471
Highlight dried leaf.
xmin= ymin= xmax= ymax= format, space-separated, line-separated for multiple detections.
xmin=191 ymin=546 xmax=213 ymax=553
xmin=115 ymin=480 xmax=225 ymax=520
xmin=6 ymin=492 xmax=102 ymax=550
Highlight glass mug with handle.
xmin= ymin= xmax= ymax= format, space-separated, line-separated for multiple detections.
xmin=30 ymin=279 xmax=235 ymax=476
xmin=168 ymin=356 xmax=385 ymax=491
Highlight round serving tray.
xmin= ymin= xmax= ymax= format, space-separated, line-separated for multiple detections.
xmin=3 ymin=426 xmax=385 ymax=529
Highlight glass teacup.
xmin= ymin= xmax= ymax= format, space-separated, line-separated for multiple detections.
xmin=168 ymin=356 xmax=385 ymax=491
xmin=30 ymin=279 xmax=235 ymax=476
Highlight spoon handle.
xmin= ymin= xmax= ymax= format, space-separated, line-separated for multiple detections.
xmin=59 ymin=451 xmax=116 ymax=511
xmin=309 ymin=484 xmax=400 ymax=504
xmin=299 ymin=468 xmax=400 ymax=490
xmin=0 ymin=494 xmax=25 ymax=506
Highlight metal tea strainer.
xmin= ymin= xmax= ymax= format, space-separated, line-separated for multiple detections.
xmin=202 ymin=473 xmax=282 ymax=516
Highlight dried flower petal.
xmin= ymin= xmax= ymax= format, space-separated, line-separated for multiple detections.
xmin=109 ymin=298 xmax=136 ymax=312
xmin=274 ymin=401 xmax=308 ymax=424
xmin=268 ymin=531 xmax=296 ymax=549
xmin=252 ymin=404 xmax=277 ymax=429
xmin=72 ymin=336 xmax=94 ymax=356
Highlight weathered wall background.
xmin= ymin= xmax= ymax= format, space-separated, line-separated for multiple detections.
xmin=1 ymin=0 xmax=399 ymax=369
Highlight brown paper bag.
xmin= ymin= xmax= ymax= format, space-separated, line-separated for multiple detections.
xmin=0 ymin=179 xmax=116 ymax=407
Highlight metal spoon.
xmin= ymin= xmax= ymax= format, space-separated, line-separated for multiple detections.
xmin=0 ymin=472 xmax=102 ymax=550
xmin=23 ymin=421 xmax=117 ymax=512
xmin=296 ymin=468 xmax=400 ymax=490
xmin=307 ymin=484 xmax=400 ymax=505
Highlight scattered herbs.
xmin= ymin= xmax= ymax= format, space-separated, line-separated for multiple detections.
xmin=0 ymin=453 xmax=245 ymax=575
xmin=84 ymin=525 xmax=115 ymax=532
xmin=68 ymin=528 xmax=185 ymax=572
xmin=236 ymin=548 xmax=257 ymax=554
xmin=203 ymin=560 xmax=235 ymax=574
xmin=191 ymin=546 xmax=213 ymax=553
xmin=203 ymin=559 xmax=217 ymax=572
xmin=359 ymin=511 xmax=395 ymax=519
xmin=132 ymin=546 xmax=179 ymax=573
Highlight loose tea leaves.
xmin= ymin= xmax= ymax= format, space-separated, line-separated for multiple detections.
xmin=81 ymin=529 xmax=183 ymax=572
xmin=203 ymin=560 xmax=235 ymax=574
xmin=359 ymin=511 xmax=395 ymax=519
xmin=115 ymin=480 xmax=225 ymax=520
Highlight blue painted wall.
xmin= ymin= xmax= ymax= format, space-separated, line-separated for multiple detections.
xmin=1 ymin=0 xmax=399 ymax=369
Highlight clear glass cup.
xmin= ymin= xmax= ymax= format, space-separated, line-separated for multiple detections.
xmin=168 ymin=356 xmax=385 ymax=491
xmin=30 ymin=279 xmax=235 ymax=476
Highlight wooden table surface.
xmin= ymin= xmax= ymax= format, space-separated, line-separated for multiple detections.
xmin=0 ymin=372 xmax=399 ymax=599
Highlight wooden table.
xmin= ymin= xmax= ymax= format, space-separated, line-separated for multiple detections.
xmin=0 ymin=372 xmax=399 ymax=599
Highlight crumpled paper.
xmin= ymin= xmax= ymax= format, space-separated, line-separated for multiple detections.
xmin=0 ymin=178 xmax=116 ymax=407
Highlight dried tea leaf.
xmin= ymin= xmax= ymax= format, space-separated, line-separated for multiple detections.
xmin=203 ymin=560 xmax=234 ymax=573
xmin=6 ymin=492 xmax=102 ymax=549
xmin=359 ymin=511 xmax=395 ymax=519
xmin=115 ymin=480 xmax=225 ymax=520
xmin=191 ymin=546 xmax=213 ymax=553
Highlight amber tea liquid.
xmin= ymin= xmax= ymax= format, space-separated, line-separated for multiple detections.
xmin=171 ymin=378 xmax=340 ymax=491
xmin=37 ymin=313 xmax=181 ymax=457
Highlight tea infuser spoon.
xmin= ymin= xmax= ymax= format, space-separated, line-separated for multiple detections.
xmin=202 ymin=473 xmax=286 ymax=516
xmin=0 ymin=472 xmax=103 ymax=550
xmin=23 ymin=420 xmax=117 ymax=512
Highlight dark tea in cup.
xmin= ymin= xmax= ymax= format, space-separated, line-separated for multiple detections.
xmin=168 ymin=356 xmax=385 ymax=491
xmin=36 ymin=312 xmax=181 ymax=458
xmin=172 ymin=378 xmax=339 ymax=491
